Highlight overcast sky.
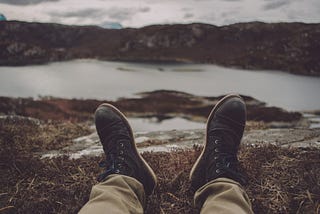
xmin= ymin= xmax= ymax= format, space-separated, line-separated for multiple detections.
xmin=0 ymin=0 xmax=319 ymax=27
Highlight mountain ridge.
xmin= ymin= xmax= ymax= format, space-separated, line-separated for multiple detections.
xmin=1 ymin=21 xmax=319 ymax=76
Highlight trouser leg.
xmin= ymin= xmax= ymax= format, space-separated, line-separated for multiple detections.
xmin=194 ymin=178 xmax=253 ymax=214
xmin=79 ymin=174 xmax=145 ymax=214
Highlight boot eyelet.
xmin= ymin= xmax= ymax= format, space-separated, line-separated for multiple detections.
xmin=120 ymin=143 xmax=124 ymax=147
xmin=216 ymin=169 xmax=221 ymax=173
xmin=215 ymin=148 xmax=219 ymax=152
xmin=115 ymin=169 xmax=120 ymax=173
xmin=119 ymin=151 xmax=124 ymax=155
xmin=214 ymin=156 xmax=219 ymax=160
xmin=214 ymin=140 xmax=219 ymax=145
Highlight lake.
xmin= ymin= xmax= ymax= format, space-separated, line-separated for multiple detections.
xmin=0 ymin=59 xmax=320 ymax=111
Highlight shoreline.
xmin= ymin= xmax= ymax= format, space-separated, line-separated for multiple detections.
xmin=0 ymin=90 xmax=303 ymax=124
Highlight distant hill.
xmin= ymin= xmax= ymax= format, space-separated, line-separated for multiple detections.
xmin=0 ymin=14 xmax=6 ymax=21
xmin=0 ymin=21 xmax=319 ymax=76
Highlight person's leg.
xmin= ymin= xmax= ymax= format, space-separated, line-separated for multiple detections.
xmin=195 ymin=178 xmax=253 ymax=214
xmin=79 ymin=175 xmax=145 ymax=214
xmin=79 ymin=104 xmax=157 ymax=214
xmin=190 ymin=94 xmax=253 ymax=214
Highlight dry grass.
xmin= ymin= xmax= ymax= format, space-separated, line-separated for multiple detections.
xmin=0 ymin=116 xmax=91 ymax=153
xmin=1 ymin=120 xmax=320 ymax=214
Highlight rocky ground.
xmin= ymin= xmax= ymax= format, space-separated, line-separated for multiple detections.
xmin=1 ymin=91 xmax=320 ymax=213
xmin=1 ymin=21 xmax=320 ymax=76
xmin=0 ymin=90 xmax=302 ymax=123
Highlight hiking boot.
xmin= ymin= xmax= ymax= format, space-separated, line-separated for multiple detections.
xmin=189 ymin=94 xmax=247 ymax=190
xmin=95 ymin=104 xmax=157 ymax=195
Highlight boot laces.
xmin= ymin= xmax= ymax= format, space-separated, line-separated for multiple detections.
xmin=97 ymin=121 xmax=135 ymax=181
xmin=206 ymin=130 xmax=246 ymax=184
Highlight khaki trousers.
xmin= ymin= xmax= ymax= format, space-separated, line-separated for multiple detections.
xmin=79 ymin=175 xmax=253 ymax=214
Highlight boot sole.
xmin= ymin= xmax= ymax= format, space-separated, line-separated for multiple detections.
xmin=189 ymin=94 xmax=245 ymax=186
xmin=96 ymin=103 xmax=157 ymax=195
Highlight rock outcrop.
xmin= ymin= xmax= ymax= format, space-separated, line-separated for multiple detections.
xmin=0 ymin=21 xmax=320 ymax=76
xmin=0 ymin=90 xmax=302 ymax=123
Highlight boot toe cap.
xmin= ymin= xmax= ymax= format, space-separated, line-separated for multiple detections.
xmin=215 ymin=97 xmax=246 ymax=125
xmin=95 ymin=105 xmax=123 ymax=132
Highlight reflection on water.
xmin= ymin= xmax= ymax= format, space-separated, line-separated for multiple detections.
xmin=128 ymin=117 xmax=205 ymax=132
xmin=0 ymin=59 xmax=320 ymax=111
xmin=304 ymin=113 xmax=320 ymax=129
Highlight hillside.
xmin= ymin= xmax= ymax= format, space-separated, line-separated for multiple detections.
xmin=0 ymin=21 xmax=320 ymax=76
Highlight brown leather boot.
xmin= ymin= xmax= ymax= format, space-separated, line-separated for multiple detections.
xmin=190 ymin=94 xmax=247 ymax=190
xmin=95 ymin=104 xmax=157 ymax=195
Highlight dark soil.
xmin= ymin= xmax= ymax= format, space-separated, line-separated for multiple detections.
xmin=0 ymin=120 xmax=319 ymax=214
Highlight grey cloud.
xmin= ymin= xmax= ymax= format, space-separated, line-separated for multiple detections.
xmin=182 ymin=7 xmax=192 ymax=12
xmin=0 ymin=0 xmax=59 ymax=5
xmin=51 ymin=9 xmax=105 ymax=19
xmin=140 ymin=7 xmax=150 ymax=13
xmin=106 ymin=7 xmax=151 ymax=22
xmin=263 ymin=0 xmax=290 ymax=10
xmin=184 ymin=13 xmax=194 ymax=19
xmin=107 ymin=8 xmax=133 ymax=21
xmin=221 ymin=10 xmax=239 ymax=18
xmin=49 ymin=6 xmax=151 ymax=24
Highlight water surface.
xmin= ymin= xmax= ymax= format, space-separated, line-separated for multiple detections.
xmin=0 ymin=59 xmax=320 ymax=111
